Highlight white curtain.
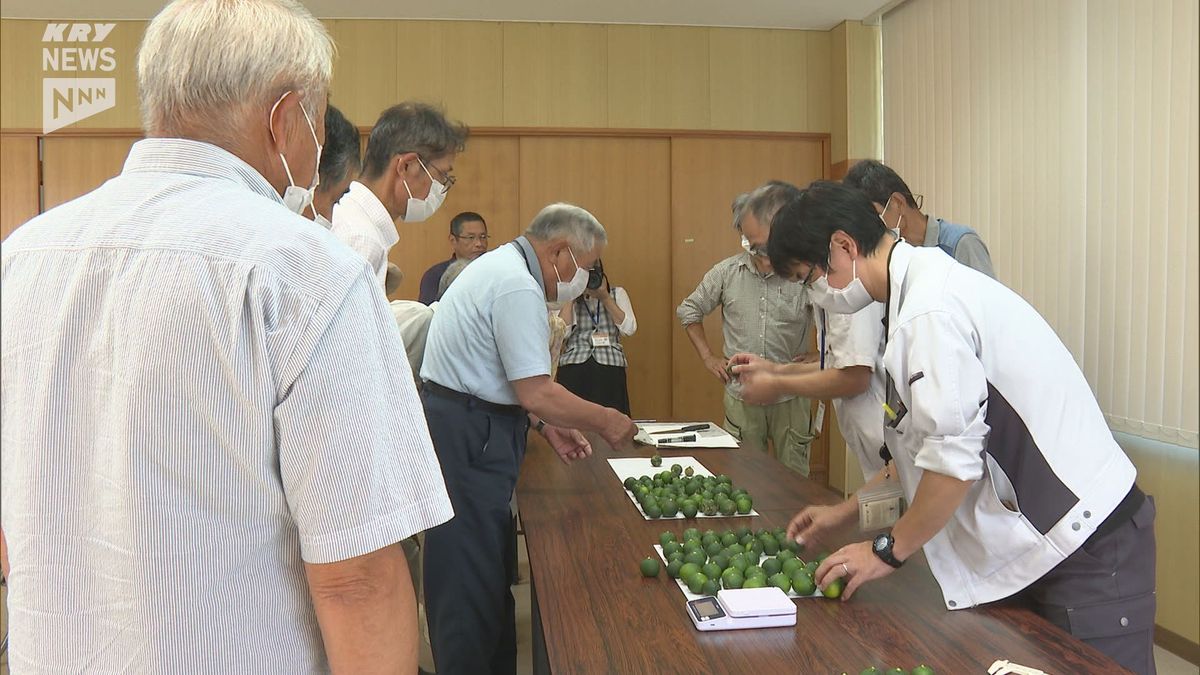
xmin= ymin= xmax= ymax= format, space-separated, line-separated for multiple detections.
xmin=882 ymin=0 xmax=1198 ymax=448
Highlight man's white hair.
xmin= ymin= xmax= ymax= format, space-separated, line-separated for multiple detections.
xmin=525 ymin=203 xmax=607 ymax=252
xmin=137 ymin=0 xmax=334 ymax=138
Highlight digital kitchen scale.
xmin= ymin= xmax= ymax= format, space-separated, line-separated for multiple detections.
xmin=687 ymin=587 xmax=797 ymax=631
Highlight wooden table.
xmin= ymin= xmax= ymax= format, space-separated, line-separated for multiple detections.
xmin=516 ymin=435 xmax=1128 ymax=674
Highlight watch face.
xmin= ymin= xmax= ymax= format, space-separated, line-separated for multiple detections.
xmin=874 ymin=536 xmax=888 ymax=551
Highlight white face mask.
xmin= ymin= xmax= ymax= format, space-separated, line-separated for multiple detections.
xmin=552 ymin=247 xmax=589 ymax=305
xmin=808 ymin=247 xmax=874 ymax=314
xmin=741 ymin=234 xmax=767 ymax=258
xmin=271 ymin=93 xmax=322 ymax=216
xmin=314 ymin=213 xmax=333 ymax=230
xmin=400 ymin=157 xmax=447 ymax=223
xmin=881 ymin=195 xmax=903 ymax=240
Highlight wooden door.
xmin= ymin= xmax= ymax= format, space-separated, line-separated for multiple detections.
xmin=1 ymin=135 xmax=39 ymax=240
xmin=517 ymin=136 xmax=673 ymax=419
xmin=668 ymin=137 xmax=826 ymax=424
xmin=41 ymin=136 xmax=137 ymax=210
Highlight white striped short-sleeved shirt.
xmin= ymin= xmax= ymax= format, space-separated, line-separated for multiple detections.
xmin=0 ymin=138 xmax=454 ymax=673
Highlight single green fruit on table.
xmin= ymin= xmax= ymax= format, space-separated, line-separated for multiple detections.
xmin=650 ymin=454 xmax=663 ymax=467
xmin=910 ymin=666 xmax=935 ymax=675
xmin=671 ymin=463 xmax=683 ymax=475
xmin=640 ymin=557 xmax=660 ymax=577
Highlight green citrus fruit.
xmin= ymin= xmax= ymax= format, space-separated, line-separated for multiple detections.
xmin=721 ymin=568 xmax=744 ymax=589
xmin=781 ymin=558 xmax=803 ymax=576
xmin=640 ymin=557 xmax=660 ymax=577
xmin=684 ymin=550 xmax=707 ymax=567
xmin=742 ymin=575 xmax=766 ymax=589
xmin=686 ymin=573 xmax=708 ymax=594
xmin=702 ymin=562 xmax=722 ymax=580
xmin=761 ymin=557 xmax=783 ymax=577
xmin=911 ymin=666 xmax=935 ymax=675
xmin=822 ymin=577 xmax=845 ymax=599
xmin=650 ymin=454 xmax=663 ymax=467
xmin=666 ymin=559 xmax=684 ymax=578
xmin=791 ymin=571 xmax=816 ymax=596
xmin=644 ymin=503 xmax=662 ymax=519
xmin=660 ymin=499 xmax=679 ymax=518
xmin=768 ymin=572 xmax=791 ymax=593
xmin=662 ymin=540 xmax=683 ymax=557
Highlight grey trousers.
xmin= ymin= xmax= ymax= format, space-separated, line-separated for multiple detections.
xmin=1022 ymin=495 xmax=1157 ymax=675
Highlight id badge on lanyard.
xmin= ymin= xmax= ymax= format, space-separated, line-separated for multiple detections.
xmin=587 ymin=299 xmax=611 ymax=347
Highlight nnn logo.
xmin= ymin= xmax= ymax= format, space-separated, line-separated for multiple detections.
xmin=41 ymin=23 xmax=118 ymax=134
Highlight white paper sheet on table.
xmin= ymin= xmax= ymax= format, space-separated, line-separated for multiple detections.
xmin=634 ymin=422 xmax=739 ymax=448
xmin=607 ymin=456 xmax=758 ymax=520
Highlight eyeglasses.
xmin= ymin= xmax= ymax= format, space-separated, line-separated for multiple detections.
xmin=453 ymin=234 xmax=489 ymax=243
xmin=421 ymin=157 xmax=457 ymax=194
xmin=799 ymin=264 xmax=820 ymax=287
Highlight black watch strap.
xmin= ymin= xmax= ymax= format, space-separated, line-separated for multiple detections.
xmin=873 ymin=532 xmax=903 ymax=568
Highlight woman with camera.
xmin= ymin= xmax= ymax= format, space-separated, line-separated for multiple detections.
xmin=555 ymin=259 xmax=637 ymax=416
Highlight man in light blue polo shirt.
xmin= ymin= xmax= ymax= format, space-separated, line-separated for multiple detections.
xmin=420 ymin=202 xmax=637 ymax=675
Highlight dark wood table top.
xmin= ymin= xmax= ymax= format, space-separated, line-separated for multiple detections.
xmin=516 ymin=435 xmax=1128 ymax=675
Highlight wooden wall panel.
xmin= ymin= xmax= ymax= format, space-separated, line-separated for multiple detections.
xmin=387 ymin=136 xmax=520 ymax=301
xmin=41 ymin=137 xmax=136 ymax=210
xmin=669 ymin=137 xmax=827 ymax=426
xmin=0 ymin=136 xmax=40 ymax=241
xmin=1 ymin=20 xmax=43 ymax=129
xmin=606 ymin=25 xmax=710 ymax=130
xmin=4 ymin=18 xmax=837 ymax=136
xmin=709 ymin=29 xmax=812 ymax=132
xmin=517 ymin=136 xmax=673 ymax=419
xmin=394 ymin=21 xmax=504 ymax=127
xmin=325 ymin=20 xmax=399 ymax=128
xmin=501 ymin=23 xmax=608 ymax=128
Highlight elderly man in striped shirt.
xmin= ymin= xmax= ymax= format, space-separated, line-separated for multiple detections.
xmin=0 ymin=1 xmax=452 ymax=672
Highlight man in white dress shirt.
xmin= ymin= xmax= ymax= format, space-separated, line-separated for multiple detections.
xmin=330 ymin=101 xmax=465 ymax=286
xmin=0 ymin=1 xmax=452 ymax=672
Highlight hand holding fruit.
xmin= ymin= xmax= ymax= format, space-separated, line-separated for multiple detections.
xmin=541 ymin=424 xmax=592 ymax=463
xmin=815 ymin=540 xmax=897 ymax=601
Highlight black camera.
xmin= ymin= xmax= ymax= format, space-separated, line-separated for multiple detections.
xmin=587 ymin=259 xmax=606 ymax=290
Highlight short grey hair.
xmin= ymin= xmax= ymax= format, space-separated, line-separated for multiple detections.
xmin=525 ymin=203 xmax=607 ymax=252
xmin=437 ymin=258 xmax=471 ymax=298
xmin=741 ymin=180 xmax=803 ymax=230
xmin=731 ymin=192 xmax=751 ymax=230
xmin=363 ymin=102 xmax=469 ymax=179
xmin=138 ymin=0 xmax=334 ymax=138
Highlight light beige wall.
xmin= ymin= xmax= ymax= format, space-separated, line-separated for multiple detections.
xmin=1 ymin=18 xmax=835 ymax=133
xmin=883 ymin=0 xmax=1199 ymax=644
xmin=829 ymin=20 xmax=882 ymax=166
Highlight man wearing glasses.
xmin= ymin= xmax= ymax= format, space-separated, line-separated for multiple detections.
xmin=418 ymin=211 xmax=490 ymax=304
xmin=331 ymin=101 xmax=464 ymax=289
xmin=677 ymin=181 xmax=817 ymax=474
xmin=842 ymin=159 xmax=995 ymax=279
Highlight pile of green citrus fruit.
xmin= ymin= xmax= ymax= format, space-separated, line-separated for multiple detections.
xmin=649 ymin=526 xmax=844 ymax=598
xmin=622 ymin=465 xmax=753 ymax=519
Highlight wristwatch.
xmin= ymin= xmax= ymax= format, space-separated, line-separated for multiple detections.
xmin=872 ymin=532 xmax=904 ymax=568
xmin=534 ymin=420 xmax=546 ymax=434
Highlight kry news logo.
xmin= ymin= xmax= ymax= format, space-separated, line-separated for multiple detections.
xmin=42 ymin=22 xmax=118 ymax=134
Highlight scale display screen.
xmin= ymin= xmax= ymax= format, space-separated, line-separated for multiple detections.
xmin=689 ymin=597 xmax=725 ymax=621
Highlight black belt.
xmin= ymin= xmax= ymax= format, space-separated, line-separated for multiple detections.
xmin=1091 ymin=484 xmax=1146 ymax=540
xmin=423 ymin=381 xmax=526 ymax=418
